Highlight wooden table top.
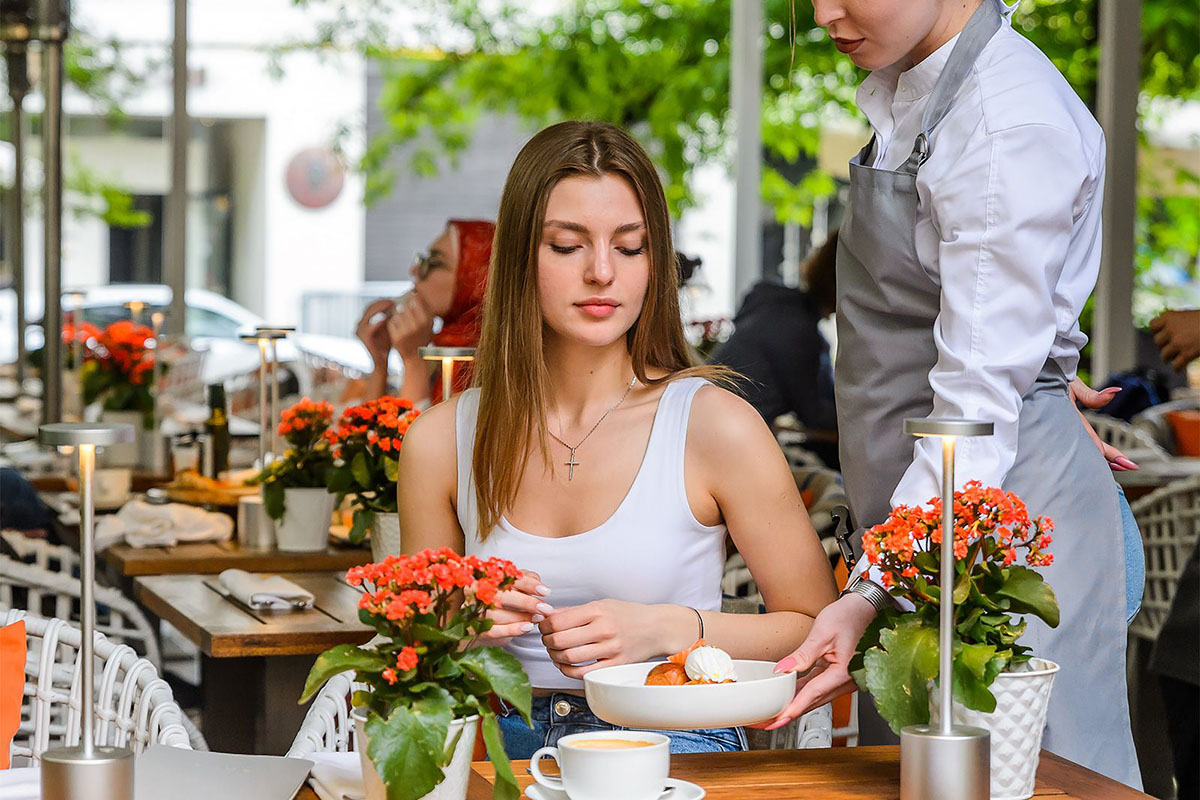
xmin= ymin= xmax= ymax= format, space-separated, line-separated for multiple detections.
xmin=135 ymin=570 xmax=373 ymax=658
xmin=106 ymin=539 xmax=370 ymax=576
xmin=293 ymin=747 xmax=1150 ymax=799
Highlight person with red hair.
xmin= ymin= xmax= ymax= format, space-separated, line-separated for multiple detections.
xmin=357 ymin=219 xmax=494 ymax=406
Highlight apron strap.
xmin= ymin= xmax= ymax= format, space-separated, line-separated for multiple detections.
xmin=900 ymin=0 xmax=1004 ymax=173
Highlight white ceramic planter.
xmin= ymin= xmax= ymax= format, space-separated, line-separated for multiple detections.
xmin=98 ymin=410 xmax=148 ymax=469
xmin=275 ymin=488 xmax=336 ymax=552
xmin=370 ymin=512 xmax=402 ymax=563
xmin=929 ymin=658 xmax=1060 ymax=800
xmin=354 ymin=709 xmax=479 ymax=800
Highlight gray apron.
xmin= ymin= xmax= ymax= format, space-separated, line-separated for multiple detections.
xmin=834 ymin=0 xmax=1141 ymax=787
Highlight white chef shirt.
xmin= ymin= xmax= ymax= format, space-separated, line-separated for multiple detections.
xmin=853 ymin=1 xmax=1107 ymax=518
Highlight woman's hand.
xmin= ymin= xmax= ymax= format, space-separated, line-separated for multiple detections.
xmin=751 ymin=593 xmax=877 ymax=731
xmin=356 ymin=298 xmax=395 ymax=366
xmin=1069 ymin=378 xmax=1138 ymax=471
xmin=478 ymin=570 xmax=553 ymax=648
xmin=387 ymin=293 xmax=437 ymax=359
xmin=1150 ymin=310 xmax=1200 ymax=371
xmin=539 ymin=600 xmax=690 ymax=680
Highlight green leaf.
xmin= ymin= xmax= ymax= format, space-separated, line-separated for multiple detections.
xmin=410 ymin=623 xmax=464 ymax=644
xmin=861 ymin=616 xmax=940 ymax=734
xmin=952 ymin=642 xmax=998 ymax=714
xmin=262 ymin=481 xmax=285 ymax=521
xmin=350 ymin=508 xmax=375 ymax=546
xmin=365 ymin=688 xmax=454 ymax=800
xmin=481 ymin=713 xmax=520 ymax=800
xmin=299 ymin=646 xmax=386 ymax=704
xmin=994 ymin=566 xmax=1059 ymax=628
xmin=457 ymin=648 xmax=532 ymax=726
xmin=383 ymin=456 xmax=400 ymax=483
xmin=351 ymin=451 xmax=373 ymax=489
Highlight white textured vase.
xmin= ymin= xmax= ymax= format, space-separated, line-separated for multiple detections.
xmin=928 ymin=658 xmax=1060 ymax=800
xmin=370 ymin=513 xmax=402 ymax=563
xmin=275 ymin=488 xmax=336 ymax=552
xmin=354 ymin=709 xmax=479 ymax=800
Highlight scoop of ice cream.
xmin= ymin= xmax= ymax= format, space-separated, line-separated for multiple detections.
xmin=683 ymin=646 xmax=737 ymax=683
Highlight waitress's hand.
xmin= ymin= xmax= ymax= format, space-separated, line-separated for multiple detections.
xmin=355 ymin=298 xmax=395 ymax=367
xmin=1150 ymin=310 xmax=1200 ymax=371
xmin=1069 ymin=378 xmax=1138 ymax=472
xmin=539 ymin=600 xmax=682 ymax=680
xmin=750 ymin=593 xmax=877 ymax=731
xmin=387 ymin=294 xmax=436 ymax=360
xmin=477 ymin=570 xmax=553 ymax=648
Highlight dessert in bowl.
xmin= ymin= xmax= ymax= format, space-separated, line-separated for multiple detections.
xmin=584 ymin=641 xmax=796 ymax=729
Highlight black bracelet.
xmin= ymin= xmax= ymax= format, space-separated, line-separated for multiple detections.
xmin=690 ymin=607 xmax=704 ymax=639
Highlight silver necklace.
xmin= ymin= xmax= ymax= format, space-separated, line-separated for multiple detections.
xmin=549 ymin=377 xmax=637 ymax=481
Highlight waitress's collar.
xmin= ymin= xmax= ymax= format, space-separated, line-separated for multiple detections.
xmin=855 ymin=32 xmax=956 ymax=134
xmin=895 ymin=32 xmax=959 ymax=102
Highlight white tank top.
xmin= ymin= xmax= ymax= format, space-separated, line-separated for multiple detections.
xmin=455 ymin=377 xmax=727 ymax=690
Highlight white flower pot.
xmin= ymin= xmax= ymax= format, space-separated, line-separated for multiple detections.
xmin=370 ymin=512 xmax=402 ymax=563
xmin=929 ymin=658 xmax=1060 ymax=800
xmin=98 ymin=410 xmax=150 ymax=469
xmin=354 ymin=708 xmax=479 ymax=800
xmin=275 ymin=488 xmax=335 ymax=552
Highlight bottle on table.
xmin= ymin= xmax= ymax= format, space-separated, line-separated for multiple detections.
xmin=203 ymin=383 xmax=230 ymax=479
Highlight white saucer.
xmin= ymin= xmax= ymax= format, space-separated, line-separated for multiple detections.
xmin=524 ymin=776 xmax=705 ymax=800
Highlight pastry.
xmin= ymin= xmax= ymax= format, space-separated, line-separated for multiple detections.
xmin=643 ymin=639 xmax=737 ymax=686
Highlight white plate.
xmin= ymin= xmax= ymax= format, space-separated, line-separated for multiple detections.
xmin=583 ymin=660 xmax=796 ymax=730
xmin=525 ymin=776 xmax=705 ymax=800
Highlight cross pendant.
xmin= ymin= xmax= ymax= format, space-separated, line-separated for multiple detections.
xmin=564 ymin=448 xmax=580 ymax=481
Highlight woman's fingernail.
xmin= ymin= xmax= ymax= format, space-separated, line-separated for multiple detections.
xmin=536 ymin=602 xmax=555 ymax=615
xmin=1115 ymin=456 xmax=1139 ymax=470
xmin=531 ymin=614 xmax=545 ymax=624
xmin=774 ymin=657 xmax=797 ymax=674
xmin=536 ymin=585 xmax=552 ymax=597
xmin=1101 ymin=387 xmax=1121 ymax=394
xmin=520 ymin=623 xmax=535 ymax=633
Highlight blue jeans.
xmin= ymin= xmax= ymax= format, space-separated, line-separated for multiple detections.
xmin=1117 ymin=485 xmax=1145 ymax=623
xmin=496 ymin=694 xmax=747 ymax=760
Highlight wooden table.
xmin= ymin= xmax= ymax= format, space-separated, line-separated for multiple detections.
xmin=294 ymin=747 xmax=1150 ymax=800
xmin=106 ymin=539 xmax=370 ymax=579
xmin=136 ymin=571 xmax=373 ymax=755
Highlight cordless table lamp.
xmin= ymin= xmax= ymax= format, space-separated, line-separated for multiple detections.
xmin=899 ymin=417 xmax=994 ymax=800
xmin=254 ymin=325 xmax=295 ymax=457
xmin=419 ymin=346 xmax=475 ymax=400
xmin=38 ymin=422 xmax=135 ymax=800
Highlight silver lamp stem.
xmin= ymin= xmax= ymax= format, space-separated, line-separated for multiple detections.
xmin=939 ymin=437 xmax=956 ymax=735
xmin=441 ymin=358 xmax=454 ymax=400
xmin=269 ymin=339 xmax=280 ymax=457
xmin=257 ymin=340 xmax=268 ymax=466
xmin=77 ymin=443 xmax=96 ymax=757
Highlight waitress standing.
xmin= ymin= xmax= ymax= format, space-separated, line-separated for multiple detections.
xmin=764 ymin=0 xmax=1141 ymax=787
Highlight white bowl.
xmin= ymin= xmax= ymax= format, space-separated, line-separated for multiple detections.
xmin=583 ymin=660 xmax=796 ymax=730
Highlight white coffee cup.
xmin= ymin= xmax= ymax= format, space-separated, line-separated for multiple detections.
xmin=93 ymin=467 xmax=132 ymax=508
xmin=529 ymin=731 xmax=669 ymax=800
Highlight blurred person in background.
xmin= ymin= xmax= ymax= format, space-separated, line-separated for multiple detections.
xmin=356 ymin=220 xmax=495 ymax=407
xmin=709 ymin=232 xmax=839 ymax=465
xmin=1150 ymin=309 xmax=1200 ymax=373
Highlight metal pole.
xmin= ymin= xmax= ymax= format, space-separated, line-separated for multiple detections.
xmin=165 ymin=0 xmax=188 ymax=335
xmin=730 ymin=0 xmax=763 ymax=309
xmin=269 ymin=339 xmax=279 ymax=456
xmin=1093 ymin=0 xmax=1140 ymax=380
xmin=40 ymin=29 xmax=63 ymax=425
xmin=441 ymin=358 xmax=453 ymax=401
xmin=257 ymin=339 xmax=268 ymax=465
xmin=939 ymin=437 xmax=956 ymax=735
xmin=76 ymin=442 xmax=96 ymax=756
xmin=9 ymin=87 xmax=26 ymax=388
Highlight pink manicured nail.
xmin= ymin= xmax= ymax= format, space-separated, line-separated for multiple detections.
xmin=774 ymin=657 xmax=797 ymax=674
xmin=1100 ymin=387 xmax=1121 ymax=395
xmin=1114 ymin=456 xmax=1139 ymax=470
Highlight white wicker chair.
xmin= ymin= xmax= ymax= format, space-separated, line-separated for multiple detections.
xmin=0 ymin=554 xmax=161 ymax=667
xmin=1133 ymin=397 xmax=1200 ymax=455
xmin=2 ymin=609 xmax=192 ymax=766
xmin=288 ymin=671 xmax=834 ymax=758
xmin=1129 ymin=475 xmax=1200 ymax=644
xmin=1081 ymin=411 xmax=1170 ymax=461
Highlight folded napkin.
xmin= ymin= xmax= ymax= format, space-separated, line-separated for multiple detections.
xmin=0 ymin=766 xmax=40 ymax=799
xmin=307 ymin=752 xmax=366 ymax=800
xmin=95 ymin=499 xmax=234 ymax=550
xmin=219 ymin=569 xmax=314 ymax=610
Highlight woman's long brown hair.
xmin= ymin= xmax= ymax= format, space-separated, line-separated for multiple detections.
xmin=471 ymin=120 xmax=730 ymax=539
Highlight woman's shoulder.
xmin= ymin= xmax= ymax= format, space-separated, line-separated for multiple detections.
xmin=398 ymin=393 xmax=465 ymax=467
xmin=686 ymin=380 xmax=775 ymax=453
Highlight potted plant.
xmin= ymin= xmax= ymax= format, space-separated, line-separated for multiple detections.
xmin=326 ymin=396 xmax=422 ymax=561
xmin=851 ymin=481 xmax=1059 ymax=800
xmin=253 ymin=398 xmax=336 ymax=552
xmin=81 ymin=320 xmax=162 ymax=467
xmin=300 ymin=548 xmax=531 ymax=800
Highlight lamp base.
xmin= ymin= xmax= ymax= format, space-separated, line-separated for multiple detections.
xmin=900 ymin=724 xmax=989 ymax=800
xmin=41 ymin=745 xmax=134 ymax=800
